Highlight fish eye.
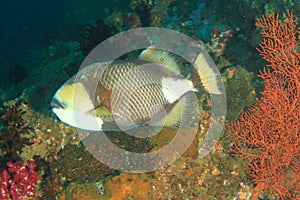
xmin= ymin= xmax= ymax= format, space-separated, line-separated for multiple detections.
xmin=79 ymin=74 xmax=88 ymax=81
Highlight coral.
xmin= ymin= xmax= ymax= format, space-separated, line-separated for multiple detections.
xmin=150 ymin=0 xmax=174 ymax=27
xmin=20 ymin=109 xmax=79 ymax=161
xmin=105 ymin=173 xmax=152 ymax=200
xmin=151 ymin=152 xmax=249 ymax=199
xmin=1 ymin=40 xmax=84 ymax=111
xmin=57 ymin=182 xmax=104 ymax=200
xmin=130 ymin=0 xmax=152 ymax=26
xmin=54 ymin=144 xmax=115 ymax=183
xmin=201 ymin=0 xmax=298 ymax=73
xmin=222 ymin=66 xmax=256 ymax=121
xmin=0 ymin=100 xmax=32 ymax=165
xmin=10 ymin=41 xmax=84 ymax=113
xmin=206 ymin=27 xmax=233 ymax=57
xmin=76 ymin=19 xmax=116 ymax=55
xmin=106 ymin=12 xmax=142 ymax=32
xmin=226 ymin=12 xmax=300 ymax=199
xmin=0 ymin=160 xmax=39 ymax=200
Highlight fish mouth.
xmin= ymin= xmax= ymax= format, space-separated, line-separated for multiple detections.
xmin=50 ymin=98 xmax=65 ymax=109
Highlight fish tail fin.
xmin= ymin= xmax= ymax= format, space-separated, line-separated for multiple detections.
xmin=190 ymin=49 xmax=223 ymax=94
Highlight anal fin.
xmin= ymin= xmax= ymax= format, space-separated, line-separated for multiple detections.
xmin=154 ymin=92 xmax=196 ymax=129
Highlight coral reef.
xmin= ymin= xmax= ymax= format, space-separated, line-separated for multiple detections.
xmin=0 ymin=100 xmax=33 ymax=165
xmin=223 ymin=66 xmax=256 ymax=121
xmin=0 ymin=41 xmax=84 ymax=113
xmin=76 ymin=19 xmax=116 ymax=55
xmin=54 ymin=144 xmax=115 ymax=183
xmin=0 ymin=160 xmax=39 ymax=200
xmin=226 ymin=12 xmax=300 ymax=199
xmin=130 ymin=0 xmax=152 ymax=26
xmin=203 ymin=0 xmax=298 ymax=71
xmin=149 ymin=0 xmax=174 ymax=27
xmin=105 ymin=12 xmax=142 ymax=33
xmin=18 ymin=100 xmax=116 ymax=199
xmin=206 ymin=27 xmax=233 ymax=58
xmin=57 ymin=182 xmax=105 ymax=200
xmin=2 ymin=1 xmax=299 ymax=199
xmin=24 ymin=41 xmax=84 ymax=112
xmin=151 ymin=151 xmax=249 ymax=199
xmin=106 ymin=173 xmax=152 ymax=199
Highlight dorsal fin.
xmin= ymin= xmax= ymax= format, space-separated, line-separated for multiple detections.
xmin=138 ymin=46 xmax=181 ymax=75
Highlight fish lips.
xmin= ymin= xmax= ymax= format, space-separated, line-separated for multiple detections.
xmin=50 ymin=97 xmax=65 ymax=109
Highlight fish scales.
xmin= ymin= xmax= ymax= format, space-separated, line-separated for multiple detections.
xmin=99 ymin=61 xmax=170 ymax=123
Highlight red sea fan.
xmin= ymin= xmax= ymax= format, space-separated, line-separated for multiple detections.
xmin=226 ymin=12 xmax=299 ymax=200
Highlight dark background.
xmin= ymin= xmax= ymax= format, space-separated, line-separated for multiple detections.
xmin=0 ymin=0 xmax=129 ymax=85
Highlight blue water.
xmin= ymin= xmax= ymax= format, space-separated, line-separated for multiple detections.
xmin=0 ymin=0 xmax=129 ymax=86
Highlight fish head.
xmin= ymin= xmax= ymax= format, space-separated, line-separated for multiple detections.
xmin=51 ymin=74 xmax=104 ymax=131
